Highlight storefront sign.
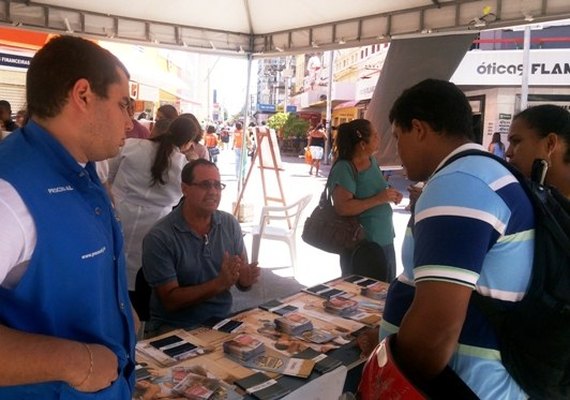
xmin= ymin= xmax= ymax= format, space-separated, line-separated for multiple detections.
xmin=497 ymin=113 xmax=512 ymax=134
xmin=0 ymin=52 xmax=31 ymax=69
xmin=257 ymin=103 xmax=276 ymax=112
xmin=451 ymin=49 xmax=570 ymax=86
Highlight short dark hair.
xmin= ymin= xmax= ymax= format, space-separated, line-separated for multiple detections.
xmin=181 ymin=159 xmax=217 ymax=184
xmin=514 ymin=104 xmax=570 ymax=163
xmin=334 ymin=119 xmax=373 ymax=160
xmin=157 ymin=104 xmax=178 ymax=120
xmin=26 ymin=35 xmax=128 ymax=119
xmin=389 ymin=79 xmax=472 ymax=139
xmin=0 ymin=100 xmax=11 ymax=111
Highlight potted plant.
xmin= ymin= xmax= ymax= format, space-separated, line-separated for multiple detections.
xmin=266 ymin=112 xmax=289 ymax=141
xmin=267 ymin=113 xmax=310 ymax=154
xmin=283 ymin=114 xmax=310 ymax=154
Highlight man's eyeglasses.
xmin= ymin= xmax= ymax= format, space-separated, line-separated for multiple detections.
xmin=187 ymin=180 xmax=226 ymax=191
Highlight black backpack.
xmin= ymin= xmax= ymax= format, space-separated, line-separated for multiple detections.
xmin=443 ymin=150 xmax=570 ymax=399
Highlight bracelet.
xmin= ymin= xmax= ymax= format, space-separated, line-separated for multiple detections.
xmin=72 ymin=343 xmax=93 ymax=389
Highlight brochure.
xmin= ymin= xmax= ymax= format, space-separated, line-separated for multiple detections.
xmin=240 ymin=347 xmax=315 ymax=378
xmin=293 ymin=347 xmax=343 ymax=375
xmin=235 ymin=372 xmax=290 ymax=400
xmin=136 ymin=330 xmax=206 ymax=367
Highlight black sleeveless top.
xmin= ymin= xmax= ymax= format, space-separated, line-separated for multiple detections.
xmin=311 ymin=136 xmax=325 ymax=148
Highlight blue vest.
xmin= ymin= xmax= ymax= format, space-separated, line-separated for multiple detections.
xmin=0 ymin=122 xmax=135 ymax=399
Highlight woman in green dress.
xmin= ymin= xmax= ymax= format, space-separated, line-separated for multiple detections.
xmin=327 ymin=119 xmax=403 ymax=281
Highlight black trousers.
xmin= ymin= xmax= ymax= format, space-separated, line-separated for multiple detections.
xmin=339 ymin=240 xmax=394 ymax=282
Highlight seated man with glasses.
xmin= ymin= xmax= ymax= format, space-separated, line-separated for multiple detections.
xmin=142 ymin=159 xmax=260 ymax=335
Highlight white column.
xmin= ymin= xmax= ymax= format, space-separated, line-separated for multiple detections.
xmin=520 ymin=26 xmax=531 ymax=111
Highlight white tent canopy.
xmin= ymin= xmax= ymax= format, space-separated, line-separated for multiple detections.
xmin=2 ymin=0 xmax=570 ymax=57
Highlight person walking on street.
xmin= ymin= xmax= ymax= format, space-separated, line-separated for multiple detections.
xmin=488 ymin=131 xmax=506 ymax=159
xmin=232 ymin=122 xmax=247 ymax=180
xmin=204 ymin=125 xmax=219 ymax=163
xmin=307 ymin=124 xmax=327 ymax=176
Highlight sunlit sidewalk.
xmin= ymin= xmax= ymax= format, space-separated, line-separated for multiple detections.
xmin=215 ymin=148 xmax=412 ymax=294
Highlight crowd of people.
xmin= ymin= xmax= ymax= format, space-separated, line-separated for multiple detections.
xmin=0 ymin=35 xmax=569 ymax=399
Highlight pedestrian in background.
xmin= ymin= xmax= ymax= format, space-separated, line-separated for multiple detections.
xmin=488 ymin=131 xmax=506 ymax=159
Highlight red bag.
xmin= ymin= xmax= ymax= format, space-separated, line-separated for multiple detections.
xmin=358 ymin=336 xmax=479 ymax=399
xmin=357 ymin=336 xmax=426 ymax=400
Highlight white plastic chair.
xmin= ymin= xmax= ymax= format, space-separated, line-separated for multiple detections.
xmin=250 ymin=194 xmax=313 ymax=274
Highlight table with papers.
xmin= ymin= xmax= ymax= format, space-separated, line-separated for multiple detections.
xmin=133 ymin=275 xmax=388 ymax=400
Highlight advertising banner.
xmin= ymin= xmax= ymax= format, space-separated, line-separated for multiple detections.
xmin=451 ymin=49 xmax=570 ymax=86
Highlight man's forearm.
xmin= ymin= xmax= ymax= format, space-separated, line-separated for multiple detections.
xmin=158 ymin=277 xmax=227 ymax=312
xmin=396 ymin=317 xmax=456 ymax=382
xmin=0 ymin=325 xmax=89 ymax=387
xmin=395 ymin=281 xmax=470 ymax=383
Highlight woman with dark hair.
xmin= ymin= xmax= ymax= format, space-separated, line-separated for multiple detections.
xmin=108 ymin=116 xmax=197 ymax=297
xmin=488 ymin=132 xmax=506 ymax=159
xmin=506 ymin=104 xmax=570 ymax=198
xmin=155 ymin=104 xmax=178 ymax=121
xmin=307 ymin=124 xmax=327 ymax=176
xmin=149 ymin=118 xmax=173 ymax=138
xmin=179 ymin=113 xmax=209 ymax=161
xmin=328 ymin=119 xmax=403 ymax=281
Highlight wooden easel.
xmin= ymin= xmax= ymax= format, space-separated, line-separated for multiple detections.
xmin=233 ymin=127 xmax=287 ymax=217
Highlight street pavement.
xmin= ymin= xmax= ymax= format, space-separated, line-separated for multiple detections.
xmin=214 ymin=148 xmax=413 ymax=296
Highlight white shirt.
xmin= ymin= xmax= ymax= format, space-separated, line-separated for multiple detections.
xmin=0 ymin=179 xmax=36 ymax=287
xmin=0 ymin=159 xmax=96 ymax=287
xmin=108 ymin=138 xmax=188 ymax=290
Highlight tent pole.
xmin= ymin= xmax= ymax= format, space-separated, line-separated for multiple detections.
xmin=324 ymin=50 xmax=334 ymax=165
xmin=238 ymin=52 xmax=253 ymax=194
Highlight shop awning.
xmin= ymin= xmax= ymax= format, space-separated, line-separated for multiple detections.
xmin=333 ymin=100 xmax=358 ymax=110
xmin=355 ymin=99 xmax=371 ymax=107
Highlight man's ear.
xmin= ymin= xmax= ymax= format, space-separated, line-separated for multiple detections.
xmin=69 ymin=78 xmax=92 ymax=111
xmin=545 ymin=132 xmax=559 ymax=158
xmin=410 ymin=119 xmax=428 ymax=141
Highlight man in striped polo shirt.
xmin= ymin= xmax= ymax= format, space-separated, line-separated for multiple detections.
xmin=379 ymin=79 xmax=534 ymax=399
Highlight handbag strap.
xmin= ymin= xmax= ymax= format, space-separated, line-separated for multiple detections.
xmin=320 ymin=160 xmax=357 ymax=206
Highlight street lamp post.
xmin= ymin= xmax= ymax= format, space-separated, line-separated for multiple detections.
xmin=204 ymin=56 xmax=221 ymax=122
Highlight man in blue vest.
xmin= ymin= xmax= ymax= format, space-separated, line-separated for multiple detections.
xmin=0 ymin=36 xmax=136 ymax=398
